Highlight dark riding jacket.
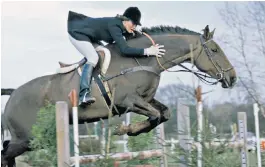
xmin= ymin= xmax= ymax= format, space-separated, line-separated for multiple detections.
xmin=67 ymin=11 xmax=144 ymax=56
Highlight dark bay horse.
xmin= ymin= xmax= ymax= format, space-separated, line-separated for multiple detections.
xmin=1 ymin=25 xmax=237 ymax=166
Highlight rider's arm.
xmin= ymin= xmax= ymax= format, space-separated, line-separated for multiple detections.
xmin=108 ymin=22 xmax=145 ymax=57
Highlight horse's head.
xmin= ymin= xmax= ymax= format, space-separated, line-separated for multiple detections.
xmin=193 ymin=25 xmax=237 ymax=88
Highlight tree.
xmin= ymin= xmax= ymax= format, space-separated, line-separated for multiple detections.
xmin=208 ymin=102 xmax=265 ymax=136
xmin=155 ymin=83 xmax=196 ymax=108
xmin=218 ymin=2 xmax=265 ymax=117
xmin=155 ymin=84 xmax=197 ymax=138
xmin=22 ymin=103 xmax=106 ymax=167
xmin=127 ymin=114 xmax=159 ymax=166
xmin=173 ymin=108 xmax=242 ymax=167
xmin=23 ymin=103 xmax=58 ymax=167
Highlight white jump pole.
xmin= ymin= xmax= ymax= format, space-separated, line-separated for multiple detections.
xmin=253 ymin=103 xmax=262 ymax=167
xmin=155 ymin=123 xmax=167 ymax=167
xmin=196 ymin=86 xmax=203 ymax=167
xmin=94 ymin=122 xmax=98 ymax=138
xmin=238 ymin=112 xmax=248 ymax=167
xmin=69 ymin=89 xmax=79 ymax=167
xmin=177 ymin=99 xmax=191 ymax=167
xmin=122 ymin=121 xmax=128 ymax=152
xmin=124 ymin=112 xmax=131 ymax=152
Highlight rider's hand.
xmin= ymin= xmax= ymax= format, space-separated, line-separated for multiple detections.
xmin=144 ymin=44 xmax=166 ymax=57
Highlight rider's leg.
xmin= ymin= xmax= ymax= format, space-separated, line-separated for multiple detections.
xmin=79 ymin=63 xmax=96 ymax=106
xmin=68 ymin=34 xmax=99 ymax=107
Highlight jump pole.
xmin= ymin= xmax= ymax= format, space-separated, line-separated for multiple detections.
xmin=56 ymin=101 xmax=70 ymax=167
xmin=68 ymin=89 xmax=79 ymax=167
xmin=196 ymin=86 xmax=203 ymax=167
xmin=177 ymin=99 xmax=191 ymax=167
xmin=237 ymin=112 xmax=249 ymax=167
xmin=253 ymin=103 xmax=262 ymax=167
xmin=156 ymin=123 xmax=168 ymax=167
xmin=69 ymin=149 xmax=163 ymax=164
xmin=190 ymin=42 xmax=202 ymax=167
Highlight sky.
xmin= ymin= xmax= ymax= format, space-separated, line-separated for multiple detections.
xmin=1 ymin=1 xmax=247 ymax=110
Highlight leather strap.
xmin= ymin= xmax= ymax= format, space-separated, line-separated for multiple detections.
xmin=93 ymin=74 xmax=112 ymax=106
xmin=102 ymin=66 xmax=159 ymax=81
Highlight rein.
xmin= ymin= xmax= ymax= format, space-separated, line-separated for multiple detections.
xmin=142 ymin=32 xmax=174 ymax=72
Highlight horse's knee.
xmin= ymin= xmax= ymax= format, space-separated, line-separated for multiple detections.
xmin=3 ymin=140 xmax=10 ymax=149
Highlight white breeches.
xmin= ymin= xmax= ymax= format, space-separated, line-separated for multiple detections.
xmin=68 ymin=34 xmax=99 ymax=67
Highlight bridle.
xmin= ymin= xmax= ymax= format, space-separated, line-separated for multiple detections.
xmin=198 ymin=35 xmax=234 ymax=87
xmin=140 ymin=31 xmax=234 ymax=87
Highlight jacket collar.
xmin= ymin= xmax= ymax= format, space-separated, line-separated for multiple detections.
xmin=116 ymin=17 xmax=127 ymax=33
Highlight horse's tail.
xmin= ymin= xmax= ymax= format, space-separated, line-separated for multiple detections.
xmin=1 ymin=112 xmax=11 ymax=153
xmin=1 ymin=88 xmax=15 ymax=96
xmin=1 ymin=88 xmax=14 ymax=150
xmin=1 ymin=123 xmax=4 ymax=146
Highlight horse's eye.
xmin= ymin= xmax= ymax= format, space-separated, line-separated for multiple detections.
xmin=211 ymin=48 xmax=217 ymax=52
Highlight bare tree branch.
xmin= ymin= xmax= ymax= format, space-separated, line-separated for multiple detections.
xmin=218 ymin=2 xmax=265 ymax=117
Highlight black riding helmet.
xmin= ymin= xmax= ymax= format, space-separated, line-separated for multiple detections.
xmin=123 ymin=7 xmax=142 ymax=26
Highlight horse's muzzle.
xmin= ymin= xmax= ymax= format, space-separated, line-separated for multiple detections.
xmin=222 ymin=76 xmax=237 ymax=88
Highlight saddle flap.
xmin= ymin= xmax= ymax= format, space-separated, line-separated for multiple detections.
xmin=57 ymin=46 xmax=111 ymax=75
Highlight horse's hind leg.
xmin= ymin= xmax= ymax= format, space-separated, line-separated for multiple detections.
xmin=1 ymin=140 xmax=29 ymax=167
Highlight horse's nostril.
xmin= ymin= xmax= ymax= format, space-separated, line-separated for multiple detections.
xmin=231 ymin=76 xmax=237 ymax=83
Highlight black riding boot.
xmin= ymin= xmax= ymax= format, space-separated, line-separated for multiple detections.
xmin=79 ymin=63 xmax=96 ymax=107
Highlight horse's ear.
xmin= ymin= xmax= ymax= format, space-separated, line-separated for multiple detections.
xmin=203 ymin=25 xmax=210 ymax=40
xmin=209 ymin=28 xmax=216 ymax=39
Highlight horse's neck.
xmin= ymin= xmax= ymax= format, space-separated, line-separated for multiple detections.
xmin=106 ymin=34 xmax=201 ymax=74
xmin=150 ymin=34 xmax=201 ymax=72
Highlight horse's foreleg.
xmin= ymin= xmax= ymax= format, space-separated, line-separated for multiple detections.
xmin=128 ymin=98 xmax=171 ymax=136
xmin=113 ymin=98 xmax=171 ymax=136
xmin=149 ymin=98 xmax=171 ymax=122
xmin=113 ymin=120 xmax=151 ymax=136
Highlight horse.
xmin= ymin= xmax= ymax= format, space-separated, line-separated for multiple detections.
xmin=1 ymin=25 xmax=237 ymax=166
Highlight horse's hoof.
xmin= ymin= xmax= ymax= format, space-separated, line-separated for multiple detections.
xmin=1 ymin=158 xmax=7 ymax=167
xmin=1 ymin=151 xmax=7 ymax=167
xmin=148 ymin=116 xmax=160 ymax=123
xmin=113 ymin=124 xmax=127 ymax=136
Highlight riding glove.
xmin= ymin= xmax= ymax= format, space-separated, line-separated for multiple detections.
xmin=144 ymin=44 xmax=166 ymax=57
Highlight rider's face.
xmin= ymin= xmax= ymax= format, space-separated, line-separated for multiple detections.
xmin=123 ymin=20 xmax=136 ymax=33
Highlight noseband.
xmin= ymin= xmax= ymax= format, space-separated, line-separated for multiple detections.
xmin=140 ymin=31 xmax=234 ymax=86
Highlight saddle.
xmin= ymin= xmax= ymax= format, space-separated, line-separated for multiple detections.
xmin=57 ymin=50 xmax=112 ymax=106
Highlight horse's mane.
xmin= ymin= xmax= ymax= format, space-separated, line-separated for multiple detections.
xmin=127 ymin=25 xmax=201 ymax=40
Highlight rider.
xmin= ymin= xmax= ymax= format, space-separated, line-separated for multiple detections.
xmin=67 ymin=7 xmax=166 ymax=107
